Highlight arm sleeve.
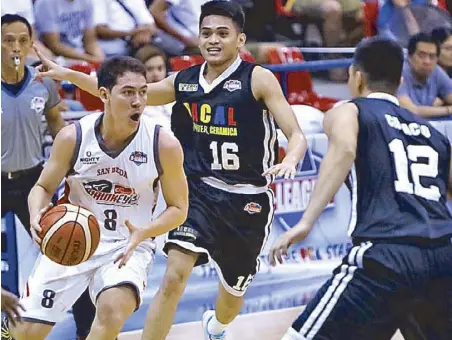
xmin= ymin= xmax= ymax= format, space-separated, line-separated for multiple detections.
xmin=43 ymin=77 xmax=62 ymax=110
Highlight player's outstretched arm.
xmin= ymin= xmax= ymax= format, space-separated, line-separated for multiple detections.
xmin=115 ymin=129 xmax=188 ymax=267
xmin=269 ymin=103 xmax=359 ymax=265
xmin=28 ymin=124 xmax=76 ymax=245
xmin=146 ymin=73 xmax=177 ymax=106
xmin=252 ymin=66 xmax=307 ymax=179
xmin=34 ymin=45 xmax=177 ymax=106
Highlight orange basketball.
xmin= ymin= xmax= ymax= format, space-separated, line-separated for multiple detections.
xmin=39 ymin=204 xmax=100 ymax=266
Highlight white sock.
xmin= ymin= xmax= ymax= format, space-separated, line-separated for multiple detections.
xmin=207 ymin=314 xmax=228 ymax=335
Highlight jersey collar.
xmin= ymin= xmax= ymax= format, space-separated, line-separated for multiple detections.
xmin=199 ymin=56 xmax=242 ymax=94
xmin=367 ymin=92 xmax=399 ymax=106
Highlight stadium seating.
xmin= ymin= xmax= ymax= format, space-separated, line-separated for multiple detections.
xmin=169 ymin=55 xmax=204 ymax=71
xmin=69 ymin=62 xmax=103 ymax=111
xmin=267 ymin=47 xmax=338 ymax=111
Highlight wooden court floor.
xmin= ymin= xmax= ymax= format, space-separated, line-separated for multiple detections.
xmin=118 ymin=307 xmax=404 ymax=340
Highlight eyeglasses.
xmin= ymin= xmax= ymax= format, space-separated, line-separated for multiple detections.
xmin=415 ymin=51 xmax=438 ymax=60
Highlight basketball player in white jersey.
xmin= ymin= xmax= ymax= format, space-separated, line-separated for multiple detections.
xmin=10 ymin=56 xmax=188 ymax=340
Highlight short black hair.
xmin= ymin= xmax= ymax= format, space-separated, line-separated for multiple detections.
xmin=1 ymin=14 xmax=33 ymax=37
xmin=431 ymin=27 xmax=452 ymax=45
xmin=200 ymin=0 xmax=245 ymax=33
xmin=407 ymin=32 xmax=440 ymax=56
xmin=353 ymin=37 xmax=404 ymax=93
xmin=97 ymin=56 xmax=146 ymax=91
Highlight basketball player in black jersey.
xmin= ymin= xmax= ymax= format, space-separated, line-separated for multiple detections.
xmin=270 ymin=37 xmax=452 ymax=340
xmin=33 ymin=1 xmax=307 ymax=339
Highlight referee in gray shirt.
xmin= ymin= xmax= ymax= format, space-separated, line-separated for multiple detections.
xmin=1 ymin=15 xmax=95 ymax=340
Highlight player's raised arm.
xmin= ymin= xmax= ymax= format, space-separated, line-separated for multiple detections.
xmin=269 ymin=102 xmax=359 ymax=265
xmin=28 ymin=124 xmax=77 ymax=244
xmin=34 ymin=45 xmax=176 ymax=106
xmin=252 ymin=66 xmax=307 ymax=179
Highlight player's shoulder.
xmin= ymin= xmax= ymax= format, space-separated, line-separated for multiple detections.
xmin=53 ymin=123 xmax=77 ymax=148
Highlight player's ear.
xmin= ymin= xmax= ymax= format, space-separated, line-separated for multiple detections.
xmin=98 ymin=87 xmax=109 ymax=103
xmin=238 ymin=32 xmax=246 ymax=49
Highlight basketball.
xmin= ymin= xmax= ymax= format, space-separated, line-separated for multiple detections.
xmin=39 ymin=203 xmax=100 ymax=266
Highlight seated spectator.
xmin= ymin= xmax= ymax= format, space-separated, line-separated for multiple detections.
xmin=397 ymin=32 xmax=452 ymax=117
xmin=93 ymin=0 xmax=157 ymax=57
xmin=34 ymin=0 xmax=105 ymax=63
xmin=377 ymin=0 xmax=425 ymax=40
xmin=288 ymin=0 xmax=363 ymax=80
xmin=1 ymin=0 xmax=54 ymax=62
xmin=134 ymin=45 xmax=173 ymax=128
xmin=149 ymin=0 xmax=203 ymax=56
xmin=432 ymin=27 xmax=452 ymax=77
xmin=59 ymin=80 xmax=87 ymax=111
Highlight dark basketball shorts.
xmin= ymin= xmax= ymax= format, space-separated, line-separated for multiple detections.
xmin=287 ymin=239 xmax=452 ymax=340
xmin=163 ymin=179 xmax=274 ymax=296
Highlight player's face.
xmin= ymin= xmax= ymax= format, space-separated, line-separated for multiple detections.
xmin=144 ymin=56 xmax=166 ymax=83
xmin=1 ymin=22 xmax=32 ymax=69
xmin=439 ymin=36 xmax=452 ymax=68
xmin=409 ymin=42 xmax=438 ymax=78
xmin=199 ymin=15 xmax=245 ymax=66
xmin=107 ymin=72 xmax=148 ymax=127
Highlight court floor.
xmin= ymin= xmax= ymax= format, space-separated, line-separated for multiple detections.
xmin=118 ymin=307 xmax=405 ymax=340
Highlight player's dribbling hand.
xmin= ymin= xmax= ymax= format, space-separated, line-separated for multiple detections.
xmin=262 ymin=162 xmax=297 ymax=179
xmin=269 ymin=222 xmax=312 ymax=266
xmin=114 ymin=220 xmax=146 ymax=268
xmin=1 ymin=288 xmax=25 ymax=327
xmin=30 ymin=203 xmax=53 ymax=246
xmin=33 ymin=45 xmax=70 ymax=81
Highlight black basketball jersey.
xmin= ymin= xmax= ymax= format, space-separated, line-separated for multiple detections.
xmin=171 ymin=59 xmax=278 ymax=187
xmin=349 ymin=94 xmax=452 ymax=241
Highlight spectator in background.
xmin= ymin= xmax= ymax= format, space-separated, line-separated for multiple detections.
xmin=93 ymin=0 xmax=157 ymax=57
xmin=149 ymin=0 xmax=205 ymax=56
xmin=34 ymin=0 xmax=105 ymax=63
xmin=1 ymin=0 xmax=54 ymax=62
xmin=1 ymin=14 xmax=95 ymax=340
xmin=134 ymin=45 xmax=173 ymax=128
xmin=397 ymin=32 xmax=452 ymax=117
xmin=377 ymin=0 xmax=425 ymax=40
xmin=59 ymin=80 xmax=87 ymax=111
xmin=432 ymin=27 xmax=452 ymax=77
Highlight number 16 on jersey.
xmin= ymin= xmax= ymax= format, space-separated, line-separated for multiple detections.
xmin=210 ymin=141 xmax=240 ymax=170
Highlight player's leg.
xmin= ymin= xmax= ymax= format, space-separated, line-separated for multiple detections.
xmin=86 ymin=285 xmax=136 ymax=340
xmin=141 ymin=179 xmax=213 ymax=340
xmin=281 ymin=242 xmax=416 ymax=340
xmin=10 ymin=255 xmax=93 ymax=340
xmin=141 ymin=245 xmax=199 ymax=340
xmin=203 ymin=189 xmax=275 ymax=339
xmin=87 ymin=244 xmax=155 ymax=340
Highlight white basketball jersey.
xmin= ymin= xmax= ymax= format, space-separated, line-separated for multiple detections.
xmin=61 ymin=112 xmax=161 ymax=253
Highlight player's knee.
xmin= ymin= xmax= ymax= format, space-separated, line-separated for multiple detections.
xmin=160 ymin=267 xmax=191 ymax=297
xmin=11 ymin=323 xmax=46 ymax=340
xmin=95 ymin=300 xmax=132 ymax=328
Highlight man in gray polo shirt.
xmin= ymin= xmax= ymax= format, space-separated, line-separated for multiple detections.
xmin=397 ymin=32 xmax=452 ymax=118
xmin=1 ymin=14 xmax=94 ymax=340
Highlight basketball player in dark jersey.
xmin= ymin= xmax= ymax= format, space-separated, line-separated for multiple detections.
xmin=270 ymin=37 xmax=452 ymax=340
xmin=33 ymin=1 xmax=307 ymax=339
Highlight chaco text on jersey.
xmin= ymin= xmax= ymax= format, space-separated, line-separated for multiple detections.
xmin=183 ymin=102 xmax=238 ymax=136
xmin=385 ymin=114 xmax=432 ymax=138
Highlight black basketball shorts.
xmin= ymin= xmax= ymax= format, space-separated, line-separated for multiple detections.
xmin=164 ymin=179 xmax=274 ymax=296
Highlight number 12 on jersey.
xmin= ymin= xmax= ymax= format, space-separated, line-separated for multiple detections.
xmin=210 ymin=141 xmax=240 ymax=170
xmin=389 ymin=139 xmax=441 ymax=201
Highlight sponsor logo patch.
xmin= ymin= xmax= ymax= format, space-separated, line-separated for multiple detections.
xmin=129 ymin=151 xmax=148 ymax=166
xmin=179 ymin=83 xmax=199 ymax=92
xmin=223 ymin=80 xmax=241 ymax=92
xmin=80 ymin=151 xmax=100 ymax=165
xmin=244 ymin=202 xmax=262 ymax=214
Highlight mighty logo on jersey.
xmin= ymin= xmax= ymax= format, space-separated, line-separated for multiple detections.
xmin=271 ymin=147 xmax=335 ymax=230
xmin=183 ymin=102 xmax=238 ymax=137
xmin=83 ymin=180 xmax=139 ymax=206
